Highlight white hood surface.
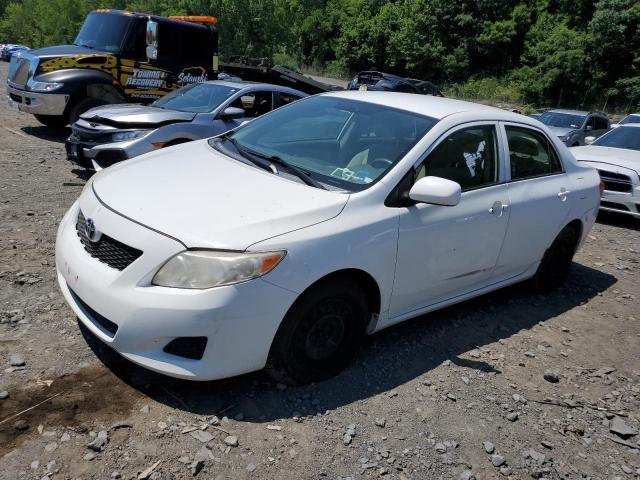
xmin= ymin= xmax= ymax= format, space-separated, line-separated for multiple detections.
xmin=571 ymin=145 xmax=640 ymax=174
xmin=92 ymin=140 xmax=349 ymax=249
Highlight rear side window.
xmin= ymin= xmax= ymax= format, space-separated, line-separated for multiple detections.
xmin=506 ymin=126 xmax=562 ymax=180
xmin=228 ymin=91 xmax=274 ymax=118
xmin=273 ymin=92 xmax=302 ymax=108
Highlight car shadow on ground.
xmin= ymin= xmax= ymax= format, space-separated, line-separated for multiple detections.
xmin=596 ymin=211 xmax=640 ymax=231
xmin=20 ymin=125 xmax=68 ymax=143
xmin=80 ymin=263 xmax=616 ymax=422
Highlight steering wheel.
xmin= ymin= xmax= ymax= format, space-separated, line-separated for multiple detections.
xmin=369 ymin=157 xmax=393 ymax=169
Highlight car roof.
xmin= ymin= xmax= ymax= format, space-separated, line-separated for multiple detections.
xmin=615 ymin=123 xmax=640 ymax=128
xmin=202 ymin=80 xmax=305 ymax=94
xmin=322 ymin=90 xmax=514 ymax=120
xmin=545 ymin=109 xmax=590 ymax=115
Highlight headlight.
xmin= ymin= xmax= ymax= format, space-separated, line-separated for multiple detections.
xmin=152 ymin=250 xmax=286 ymax=289
xmin=111 ymin=130 xmax=150 ymax=142
xmin=27 ymin=79 xmax=63 ymax=92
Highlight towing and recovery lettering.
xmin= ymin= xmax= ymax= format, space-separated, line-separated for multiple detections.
xmin=125 ymin=69 xmax=167 ymax=88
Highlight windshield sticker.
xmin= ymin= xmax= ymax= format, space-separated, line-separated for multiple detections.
xmin=331 ymin=167 xmax=373 ymax=184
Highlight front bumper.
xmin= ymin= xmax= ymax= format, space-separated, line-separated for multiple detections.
xmin=7 ymin=84 xmax=69 ymax=116
xmin=65 ymin=136 xmax=129 ymax=170
xmin=599 ymin=188 xmax=640 ymax=218
xmin=55 ymin=195 xmax=297 ymax=380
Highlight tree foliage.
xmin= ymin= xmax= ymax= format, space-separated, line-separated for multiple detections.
xmin=0 ymin=0 xmax=638 ymax=109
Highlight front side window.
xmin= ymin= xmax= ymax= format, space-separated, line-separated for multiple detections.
xmin=75 ymin=12 xmax=132 ymax=53
xmin=506 ymin=126 xmax=562 ymax=180
xmin=273 ymin=92 xmax=302 ymax=108
xmin=414 ymin=125 xmax=499 ymax=191
xmin=228 ymin=91 xmax=273 ymax=117
xmin=218 ymin=96 xmax=437 ymax=191
xmin=152 ymin=83 xmax=238 ymax=113
xmin=594 ymin=116 xmax=609 ymax=130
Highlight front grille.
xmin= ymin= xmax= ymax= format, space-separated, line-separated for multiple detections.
xmin=76 ymin=210 xmax=142 ymax=271
xmin=598 ymin=170 xmax=633 ymax=193
xmin=69 ymin=287 xmax=119 ymax=337
xmin=601 ymin=201 xmax=629 ymax=211
xmin=8 ymin=56 xmax=32 ymax=88
xmin=163 ymin=337 xmax=208 ymax=360
xmin=71 ymin=125 xmax=112 ymax=143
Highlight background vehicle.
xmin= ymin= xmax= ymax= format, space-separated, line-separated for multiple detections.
xmin=611 ymin=113 xmax=640 ymax=128
xmin=1 ymin=44 xmax=29 ymax=61
xmin=66 ymin=81 xmax=306 ymax=170
xmin=537 ymin=109 xmax=610 ymax=146
xmin=56 ymin=93 xmax=599 ymax=384
xmin=347 ymin=71 xmax=443 ymax=96
xmin=7 ymin=10 xmax=219 ymax=128
xmin=571 ymin=124 xmax=640 ymax=218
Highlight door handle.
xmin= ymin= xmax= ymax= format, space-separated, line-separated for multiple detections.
xmin=558 ymin=189 xmax=571 ymax=201
xmin=489 ymin=200 xmax=505 ymax=215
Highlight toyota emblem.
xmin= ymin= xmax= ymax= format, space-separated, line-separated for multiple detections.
xmin=85 ymin=218 xmax=98 ymax=242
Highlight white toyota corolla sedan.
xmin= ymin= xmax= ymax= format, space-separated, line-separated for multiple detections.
xmin=56 ymin=92 xmax=601 ymax=384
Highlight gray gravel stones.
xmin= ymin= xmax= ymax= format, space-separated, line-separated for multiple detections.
xmin=87 ymin=431 xmax=108 ymax=452
xmin=9 ymin=354 xmax=25 ymax=366
xmin=374 ymin=418 xmax=386 ymax=428
xmin=190 ymin=430 xmax=214 ymax=443
xmin=459 ymin=470 xmax=476 ymax=480
xmin=482 ymin=441 xmax=495 ymax=454
xmin=0 ymin=390 xmax=8 ymax=400
xmin=506 ymin=412 xmax=519 ymax=422
xmin=223 ymin=435 xmax=238 ymax=447
xmin=490 ymin=454 xmax=505 ymax=467
xmin=14 ymin=419 xmax=28 ymax=431
xmin=543 ymin=369 xmax=560 ymax=383
xmin=609 ymin=416 xmax=638 ymax=439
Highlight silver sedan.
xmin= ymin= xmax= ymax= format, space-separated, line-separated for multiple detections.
xmin=65 ymin=81 xmax=307 ymax=170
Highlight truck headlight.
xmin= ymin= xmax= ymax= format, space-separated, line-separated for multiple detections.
xmin=111 ymin=130 xmax=150 ymax=141
xmin=152 ymin=250 xmax=286 ymax=289
xmin=27 ymin=79 xmax=64 ymax=92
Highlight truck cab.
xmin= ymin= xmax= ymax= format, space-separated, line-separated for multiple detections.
xmin=6 ymin=10 xmax=219 ymax=127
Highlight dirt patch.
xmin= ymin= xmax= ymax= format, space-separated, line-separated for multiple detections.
xmin=0 ymin=365 xmax=141 ymax=456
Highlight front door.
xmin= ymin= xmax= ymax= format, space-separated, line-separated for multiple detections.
xmin=390 ymin=123 xmax=511 ymax=317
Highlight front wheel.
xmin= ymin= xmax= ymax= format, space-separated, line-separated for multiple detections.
xmin=266 ymin=280 xmax=369 ymax=385
xmin=530 ymin=225 xmax=579 ymax=292
xmin=68 ymin=97 xmax=107 ymax=124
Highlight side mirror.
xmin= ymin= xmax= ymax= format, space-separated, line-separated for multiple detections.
xmin=409 ymin=176 xmax=461 ymax=206
xmin=584 ymin=136 xmax=596 ymax=145
xmin=585 ymin=125 xmax=593 ymax=131
xmin=219 ymin=107 xmax=246 ymax=120
xmin=146 ymin=19 xmax=158 ymax=61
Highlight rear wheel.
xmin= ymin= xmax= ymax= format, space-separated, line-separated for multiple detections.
xmin=266 ymin=280 xmax=369 ymax=385
xmin=34 ymin=114 xmax=68 ymax=129
xmin=530 ymin=225 xmax=579 ymax=292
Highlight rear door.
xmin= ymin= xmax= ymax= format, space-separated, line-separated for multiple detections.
xmin=493 ymin=123 xmax=571 ymax=280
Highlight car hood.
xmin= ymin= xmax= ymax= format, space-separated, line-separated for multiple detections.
xmin=547 ymin=126 xmax=575 ymax=137
xmin=571 ymin=146 xmax=640 ymax=174
xmin=80 ymin=104 xmax=196 ymax=127
xmin=92 ymin=140 xmax=349 ymax=249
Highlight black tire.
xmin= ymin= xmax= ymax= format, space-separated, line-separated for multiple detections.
xmin=68 ymin=97 xmax=107 ymax=124
xmin=266 ymin=279 xmax=370 ymax=385
xmin=34 ymin=114 xmax=68 ymax=129
xmin=530 ymin=225 xmax=579 ymax=292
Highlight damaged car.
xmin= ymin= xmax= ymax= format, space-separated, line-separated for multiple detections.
xmin=65 ymin=81 xmax=306 ymax=170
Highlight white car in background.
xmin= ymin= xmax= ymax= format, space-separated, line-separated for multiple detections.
xmin=55 ymin=92 xmax=600 ymax=384
xmin=611 ymin=113 xmax=640 ymax=128
xmin=572 ymin=124 xmax=640 ymax=218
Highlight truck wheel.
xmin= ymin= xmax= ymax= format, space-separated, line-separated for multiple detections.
xmin=266 ymin=279 xmax=369 ymax=385
xmin=530 ymin=225 xmax=579 ymax=292
xmin=68 ymin=97 xmax=107 ymax=124
xmin=34 ymin=114 xmax=68 ymax=129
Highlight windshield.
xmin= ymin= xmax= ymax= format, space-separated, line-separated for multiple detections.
xmin=592 ymin=126 xmax=640 ymax=151
xmin=620 ymin=114 xmax=640 ymax=125
xmin=153 ymin=83 xmax=239 ymax=113
xmin=538 ymin=112 xmax=586 ymax=129
xmin=214 ymin=96 xmax=437 ymax=191
xmin=74 ymin=12 xmax=131 ymax=53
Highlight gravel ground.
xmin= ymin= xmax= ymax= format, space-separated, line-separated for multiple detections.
xmin=0 ymin=61 xmax=639 ymax=480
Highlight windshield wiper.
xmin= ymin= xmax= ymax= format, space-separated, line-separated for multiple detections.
xmin=221 ymin=135 xmax=327 ymax=190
